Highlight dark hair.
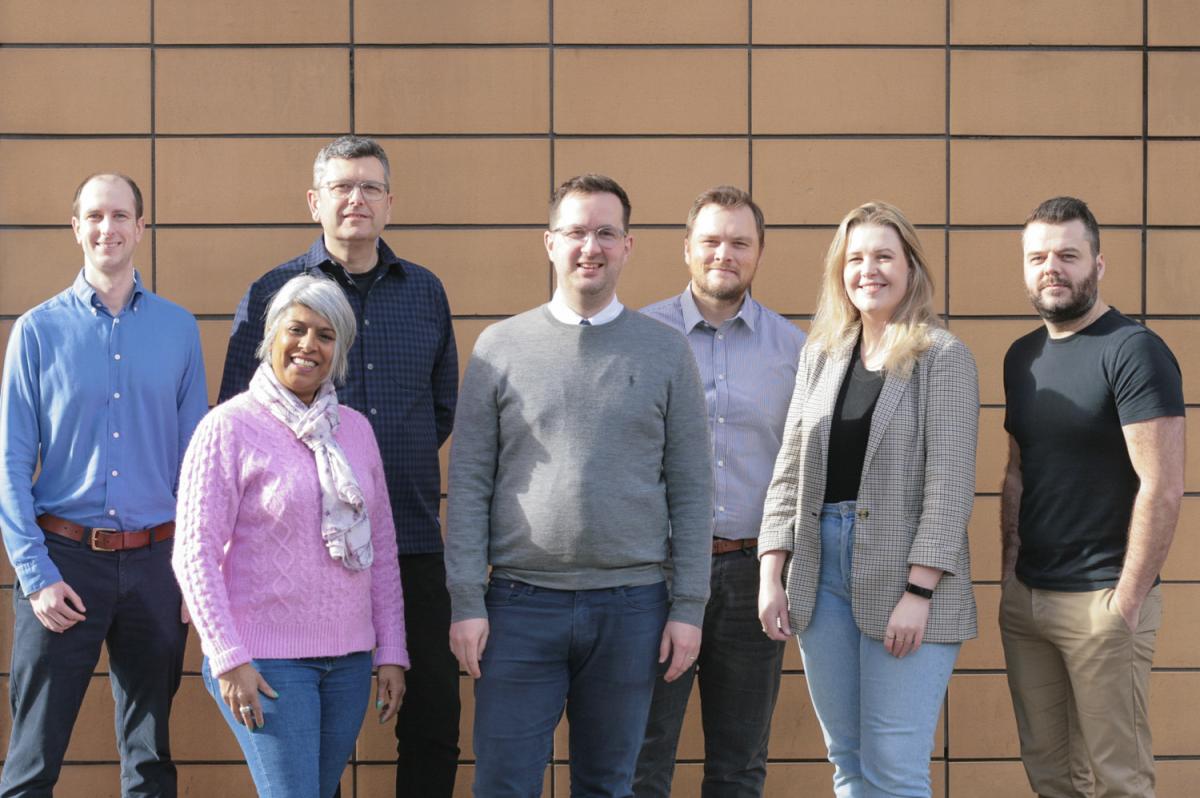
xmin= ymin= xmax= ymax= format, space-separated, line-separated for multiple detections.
xmin=549 ymin=173 xmax=631 ymax=229
xmin=72 ymin=173 xmax=143 ymax=219
xmin=685 ymin=185 xmax=765 ymax=247
xmin=1024 ymin=196 xmax=1100 ymax=255
xmin=313 ymin=135 xmax=391 ymax=187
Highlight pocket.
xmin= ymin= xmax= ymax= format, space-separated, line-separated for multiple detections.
xmin=619 ymin=582 xmax=669 ymax=611
xmin=484 ymin=580 xmax=531 ymax=609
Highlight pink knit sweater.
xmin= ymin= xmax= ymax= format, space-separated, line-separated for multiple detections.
xmin=173 ymin=392 xmax=408 ymax=677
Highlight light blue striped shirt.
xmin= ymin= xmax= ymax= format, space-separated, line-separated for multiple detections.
xmin=642 ymin=287 xmax=804 ymax=541
xmin=0 ymin=269 xmax=208 ymax=594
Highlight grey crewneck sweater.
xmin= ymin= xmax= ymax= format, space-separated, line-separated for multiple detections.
xmin=446 ymin=305 xmax=714 ymax=626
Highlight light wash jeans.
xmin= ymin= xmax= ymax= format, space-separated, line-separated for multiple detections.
xmin=202 ymin=651 xmax=373 ymax=798
xmin=798 ymin=502 xmax=959 ymax=798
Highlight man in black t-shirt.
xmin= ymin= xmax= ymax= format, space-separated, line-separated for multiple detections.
xmin=1000 ymin=196 xmax=1185 ymax=798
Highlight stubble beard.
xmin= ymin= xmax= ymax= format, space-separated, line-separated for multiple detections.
xmin=1029 ymin=265 xmax=1100 ymax=324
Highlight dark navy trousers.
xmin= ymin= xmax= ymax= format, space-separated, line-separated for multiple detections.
xmin=1 ymin=533 xmax=187 ymax=798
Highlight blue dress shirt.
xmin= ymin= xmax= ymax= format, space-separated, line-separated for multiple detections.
xmin=218 ymin=237 xmax=457 ymax=555
xmin=642 ymin=287 xmax=804 ymax=540
xmin=0 ymin=269 xmax=209 ymax=595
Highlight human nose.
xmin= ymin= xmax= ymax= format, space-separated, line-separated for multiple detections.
xmin=297 ymin=330 xmax=317 ymax=351
xmin=713 ymin=241 xmax=730 ymax=261
xmin=579 ymin=231 xmax=603 ymax=254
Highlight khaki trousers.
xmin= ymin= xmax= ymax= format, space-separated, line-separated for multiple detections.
xmin=999 ymin=578 xmax=1162 ymax=798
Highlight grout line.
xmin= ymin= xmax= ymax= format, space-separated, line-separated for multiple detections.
xmin=1142 ymin=0 xmax=1150 ymax=321
xmin=149 ymin=0 xmax=157 ymax=293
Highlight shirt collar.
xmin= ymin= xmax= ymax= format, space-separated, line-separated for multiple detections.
xmin=548 ymin=290 xmax=624 ymax=326
xmin=303 ymin=236 xmax=406 ymax=280
xmin=72 ymin=268 xmax=146 ymax=313
xmin=679 ymin=284 xmax=759 ymax=332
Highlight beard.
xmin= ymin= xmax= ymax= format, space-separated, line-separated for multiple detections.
xmin=1028 ymin=264 xmax=1099 ymax=323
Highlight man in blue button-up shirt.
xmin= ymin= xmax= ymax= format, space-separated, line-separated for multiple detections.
xmin=0 ymin=173 xmax=208 ymax=796
xmin=218 ymin=136 xmax=459 ymax=798
xmin=636 ymin=186 xmax=804 ymax=798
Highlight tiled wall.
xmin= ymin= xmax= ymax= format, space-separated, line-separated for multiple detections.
xmin=2 ymin=1 xmax=1199 ymax=796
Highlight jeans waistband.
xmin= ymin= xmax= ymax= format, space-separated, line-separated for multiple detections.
xmin=820 ymin=500 xmax=857 ymax=518
xmin=488 ymin=578 xmax=665 ymax=595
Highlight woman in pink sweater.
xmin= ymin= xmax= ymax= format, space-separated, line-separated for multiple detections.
xmin=174 ymin=274 xmax=407 ymax=798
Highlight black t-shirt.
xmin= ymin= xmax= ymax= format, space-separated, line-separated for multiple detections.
xmin=1003 ymin=309 xmax=1184 ymax=590
xmin=824 ymin=338 xmax=885 ymax=503
xmin=347 ymin=260 xmax=385 ymax=295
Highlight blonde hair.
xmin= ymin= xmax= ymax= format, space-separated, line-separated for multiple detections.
xmin=807 ymin=201 xmax=942 ymax=377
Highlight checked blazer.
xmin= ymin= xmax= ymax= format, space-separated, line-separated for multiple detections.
xmin=759 ymin=325 xmax=980 ymax=644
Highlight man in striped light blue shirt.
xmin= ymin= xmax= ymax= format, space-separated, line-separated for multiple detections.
xmin=636 ymin=186 xmax=804 ymax=798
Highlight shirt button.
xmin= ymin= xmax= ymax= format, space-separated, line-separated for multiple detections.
xmin=370 ymin=408 xmax=378 ymax=415
xmin=717 ymin=333 xmax=724 ymax=340
xmin=717 ymin=460 xmax=725 ymax=467
xmin=717 ymin=506 xmax=726 ymax=513
xmin=114 ymin=318 xmax=120 ymax=324
xmin=113 ymin=354 xmax=121 ymax=360
xmin=113 ymin=392 xmax=121 ymax=399
xmin=111 ymin=470 xmax=119 ymax=477
xmin=364 ymin=319 xmax=371 ymax=326
xmin=718 ymin=374 xmax=725 ymax=381
xmin=367 ymin=363 xmax=374 ymax=370
xmin=717 ymin=417 xmax=725 ymax=424
xmin=108 ymin=509 xmax=117 ymax=517
xmin=113 ymin=432 xmax=120 ymax=438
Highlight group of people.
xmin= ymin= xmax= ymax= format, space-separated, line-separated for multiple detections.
xmin=0 ymin=133 xmax=1184 ymax=798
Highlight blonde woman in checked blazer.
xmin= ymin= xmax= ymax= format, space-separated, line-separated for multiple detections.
xmin=758 ymin=201 xmax=979 ymax=797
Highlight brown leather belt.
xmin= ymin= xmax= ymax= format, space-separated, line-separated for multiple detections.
xmin=37 ymin=513 xmax=174 ymax=552
xmin=712 ymin=537 xmax=757 ymax=555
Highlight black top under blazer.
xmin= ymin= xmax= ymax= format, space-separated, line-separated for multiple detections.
xmin=759 ymin=325 xmax=980 ymax=644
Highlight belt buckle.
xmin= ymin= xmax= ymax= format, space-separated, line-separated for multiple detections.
xmin=88 ymin=528 xmax=119 ymax=552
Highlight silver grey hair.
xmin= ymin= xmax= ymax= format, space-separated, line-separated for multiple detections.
xmin=312 ymin=135 xmax=391 ymax=187
xmin=257 ymin=274 xmax=357 ymax=385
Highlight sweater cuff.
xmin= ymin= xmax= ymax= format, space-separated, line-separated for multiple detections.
xmin=208 ymin=646 xmax=252 ymax=678
xmin=667 ymin=596 xmax=706 ymax=627
xmin=449 ymin=587 xmax=487 ymax=624
xmin=373 ymin=646 xmax=411 ymax=670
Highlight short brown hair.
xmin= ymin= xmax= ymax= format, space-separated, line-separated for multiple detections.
xmin=549 ymin=173 xmax=631 ymax=229
xmin=72 ymin=173 xmax=144 ymax=219
xmin=685 ymin=185 xmax=765 ymax=247
xmin=1024 ymin=196 xmax=1100 ymax=255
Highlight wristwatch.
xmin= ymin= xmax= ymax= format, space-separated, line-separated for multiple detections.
xmin=905 ymin=582 xmax=934 ymax=600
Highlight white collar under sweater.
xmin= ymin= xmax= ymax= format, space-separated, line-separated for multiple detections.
xmin=548 ymin=290 xmax=623 ymax=326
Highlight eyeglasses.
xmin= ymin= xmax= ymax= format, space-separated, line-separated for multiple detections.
xmin=319 ymin=180 xmax=389 ymax=202
xmin=551 ymin=225 xmax=627 ymax=247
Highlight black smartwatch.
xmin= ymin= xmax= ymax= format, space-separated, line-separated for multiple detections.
xmin=905 ymin=582 xmax=934 ymax=600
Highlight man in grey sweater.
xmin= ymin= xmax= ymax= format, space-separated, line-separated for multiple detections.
xmin=447 ymin=174 xmax=714 ymax=797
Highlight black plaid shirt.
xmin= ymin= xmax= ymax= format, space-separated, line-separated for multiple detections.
xmin=219 ymin=236 xmax=457 ymax=554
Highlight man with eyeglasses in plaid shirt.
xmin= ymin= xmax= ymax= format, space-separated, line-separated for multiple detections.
xmin=218 ymin=135 xmax=460 ymax=798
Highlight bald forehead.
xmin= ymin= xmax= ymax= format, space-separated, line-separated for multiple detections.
xmin=73 ymin=174 xmax=141 ymax=218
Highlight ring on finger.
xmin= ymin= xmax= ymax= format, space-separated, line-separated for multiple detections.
xmin=238 ymin=704 xmax=253 ymax=715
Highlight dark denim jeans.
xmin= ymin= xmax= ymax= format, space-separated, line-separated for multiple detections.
xmin=472 ymin=579 xmax=668 ymax=797
xmin=1 ymin=534 xmax=187 ymax=798
xmin=203 ymin=652 xmax=372 ymax=798
xmin=633 ymin=548 xmax=786 ymax=798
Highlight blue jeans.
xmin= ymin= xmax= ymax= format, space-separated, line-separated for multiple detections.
xmin=202 ymin=652 xmax=373 ymax=798
xmin=1 ymin=534 xmax=186 ymax=798
xmin=798 ymin=503 xmax=959 ymax=798
xmin=633 ymin=548 xmax=786 ymax=797
xmin=472 ymin=579 xmax=669 ymax=797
